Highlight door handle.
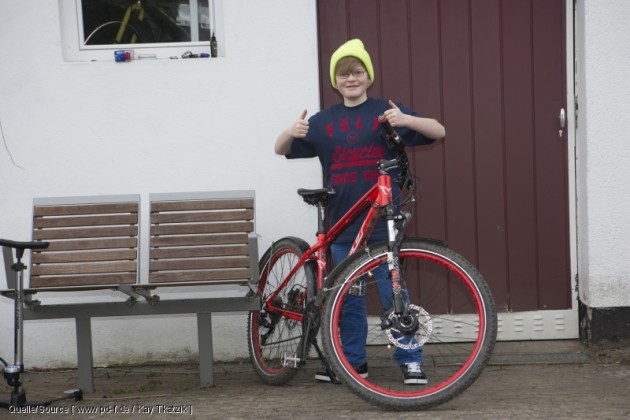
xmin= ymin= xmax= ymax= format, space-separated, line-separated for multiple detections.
xmin=558 ymin=108 xmax=566 ymax=137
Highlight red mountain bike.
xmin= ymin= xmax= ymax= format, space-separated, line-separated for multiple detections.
xmin=247 ymin=116 xmax=497 ymax=410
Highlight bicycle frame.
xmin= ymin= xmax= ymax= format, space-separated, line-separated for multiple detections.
xmin=116 ymin=1 xmax=145 ymax=44
xmin=263 ymin=170 xmax=395 ymax=322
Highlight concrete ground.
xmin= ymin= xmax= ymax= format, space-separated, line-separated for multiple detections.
xmin=2 ymin=340 xmax=629 ymax=419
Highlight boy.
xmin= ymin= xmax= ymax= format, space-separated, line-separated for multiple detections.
xmin=275 ymin=39 xmax=445 ymax=384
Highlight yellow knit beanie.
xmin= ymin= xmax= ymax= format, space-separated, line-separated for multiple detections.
xmin=329 ymin=39 xmax=374 ymax=88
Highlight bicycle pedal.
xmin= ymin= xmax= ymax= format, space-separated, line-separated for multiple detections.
xmin=281 ymin=353 xmax=300 ymax=368
xmin=349 ymin=278 xmax=366 ymax=296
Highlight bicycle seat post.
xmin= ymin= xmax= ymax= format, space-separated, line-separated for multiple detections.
xmin=317 ymin=201 xmax=327 ymax=235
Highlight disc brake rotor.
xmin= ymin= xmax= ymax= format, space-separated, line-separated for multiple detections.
xmin=384 ymin=304 xmax=433 ymax=350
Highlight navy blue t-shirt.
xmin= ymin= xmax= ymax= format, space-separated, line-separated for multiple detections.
xmin=287 ymin=98 xmax=434 ymax=244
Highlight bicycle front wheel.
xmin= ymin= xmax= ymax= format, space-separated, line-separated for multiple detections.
xmin=247 ymin=237 xmax=315 ymax=385
xmin=322 ymin=238 xmax=497 ymax=411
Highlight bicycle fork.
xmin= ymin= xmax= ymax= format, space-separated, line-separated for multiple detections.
xmin=382 ymin=206 xmax=421 ymax=336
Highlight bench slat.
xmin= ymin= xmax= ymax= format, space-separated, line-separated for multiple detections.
xmin=33 ymin=202 xmax=138 ymax=217
xmin=150 ymin=269 xmax=251 ymax=284
xmin=33 ymin=226 xmax=138 ymax=240
xmin=32 ymin=261 xmax=137 ymax=276
xmin=151 ymin=209 xmax=253 ymax=224
xmin=30 ymin=273 xmax=136 ymax=287
xmin=151 ymin=199 xmax=253 ymax=212
xmin=42 ymin=238 xmax=137 ymax=251
xmin=33 ymin=250 xmax=137 ymax=264
xmin=34 ymin=214 xmax=138 ymax=229
xmin=150 ymin=233 xmax=247 ymax=247
xmin=151 ymin=222 xmax=252 ymax=236
xmin=151 ymin=257 xmax=250 ymax=271
xmin=151 ymin=245 xmax=248 ymax=259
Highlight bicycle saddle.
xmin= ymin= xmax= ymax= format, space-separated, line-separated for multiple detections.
xmin=297 ymin=188 xmax=336 ymax=206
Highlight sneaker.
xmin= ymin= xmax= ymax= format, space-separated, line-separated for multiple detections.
xmin=400 ymin=362 xmax=428 ymax=385
xmin=315 ymin=363 xmax=368 ymax=383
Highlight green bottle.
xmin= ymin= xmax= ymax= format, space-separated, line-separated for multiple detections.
xmin=210 ymin=32 xmax=218 ymax=57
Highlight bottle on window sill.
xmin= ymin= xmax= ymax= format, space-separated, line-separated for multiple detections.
xmin=210 ymin=32 xmax=218 ymax=58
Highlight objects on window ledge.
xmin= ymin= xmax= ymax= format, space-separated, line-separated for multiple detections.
xmin=112 ymin=49 xmax=221 ymax=61
xmin=181 ymin=51 xmax=210 ymax=59
xmin=114 ymin=50 xmax=134 ymax=62
xmin=211 ymin=32 xmax=218 ymax=57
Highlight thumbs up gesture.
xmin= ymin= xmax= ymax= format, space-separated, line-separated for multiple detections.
xmin=383 ymin=100 xmax=408 ymax=127
xmin=290 ymin=109 xmax=309 ymax=138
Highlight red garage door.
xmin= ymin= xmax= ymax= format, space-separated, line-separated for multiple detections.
xmin=317 ymin=0 xmax=571 ymax=316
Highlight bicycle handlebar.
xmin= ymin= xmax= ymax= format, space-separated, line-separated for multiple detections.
xmin=378 ymin=114 xmax=412 ymax=190
xmin=378 ymin=114 xmax=404 ymax=149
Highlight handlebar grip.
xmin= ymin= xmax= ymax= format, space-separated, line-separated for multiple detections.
xmin=378 ymin=114 xmax=395 ymax=135
xmin=378 ymin=114 xmax=404 ymax=147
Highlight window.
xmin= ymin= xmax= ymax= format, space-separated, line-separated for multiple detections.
xmin=59 ymin=0 xmax=224 ymax=61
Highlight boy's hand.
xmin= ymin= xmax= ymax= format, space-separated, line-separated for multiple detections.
xmin=289 ymin=109 xmax=309 ymax=138
xmin=384 ymin=100 xmax=446 ymax=140
xmin=384 ymin=100 xmax=408 ymax=127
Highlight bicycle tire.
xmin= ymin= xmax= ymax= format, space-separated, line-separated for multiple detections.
xmin=84 ymin=21 xmax=154 ymax=45
xmin=321 ymin=238 xmax=497 ymax=410
xmin=247 ymin=237 xmax=316 ymax=385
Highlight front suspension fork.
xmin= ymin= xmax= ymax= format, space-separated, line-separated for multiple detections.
xmin=385 ymin=205 xmax=410 ymax=318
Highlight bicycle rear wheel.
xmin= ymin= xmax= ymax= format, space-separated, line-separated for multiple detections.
xmin=247 ymin=237 xmax=315 ymax=385
xmin=322 ymin=238 xmax=497 ymax=410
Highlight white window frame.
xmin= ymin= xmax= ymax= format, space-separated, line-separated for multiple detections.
xmin=59 ymin=0 xmax=224 ymax=62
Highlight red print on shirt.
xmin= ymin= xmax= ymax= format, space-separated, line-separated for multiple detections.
xmin=326 ymin=116 xmax=381 ymax=138
xmin=331 ymin=144 xmax=384 ymax=171
xmin=327 ymin=114 xmax=385 ymax=185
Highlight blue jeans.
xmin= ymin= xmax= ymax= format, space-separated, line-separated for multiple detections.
xmin=331 ymin=243 xmax=423 ymax=368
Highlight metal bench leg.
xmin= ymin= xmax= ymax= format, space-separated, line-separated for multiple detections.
xmin=75 ymin=317 xmax=94 ymax=393
xmin=197 ymin=313 xmax=214 ymax=387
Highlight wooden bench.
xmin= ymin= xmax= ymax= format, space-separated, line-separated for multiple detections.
xmin=1 ymin=191 xmax=260 ymax=393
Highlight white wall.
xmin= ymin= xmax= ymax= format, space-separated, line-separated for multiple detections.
xmin=0 ymin=0 xmax=322 ymax=367
xmin=575 ymin=0 xmax=630 ymax=308
xmin=2 ymin=0 xmax=629 ymax=368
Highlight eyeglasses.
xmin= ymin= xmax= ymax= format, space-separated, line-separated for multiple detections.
xmin=336 ymin=70 xmax=367 ymax=80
